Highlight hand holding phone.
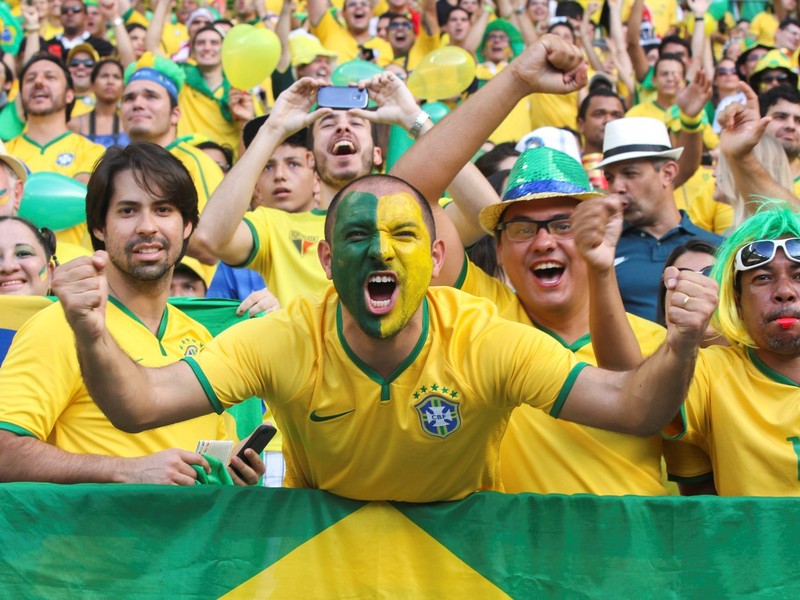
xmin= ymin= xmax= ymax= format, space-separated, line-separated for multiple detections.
xmin=317 ymin=86 xmax=369 ymax=110
xmin=230 ymin=424 xmax=276 ymax=480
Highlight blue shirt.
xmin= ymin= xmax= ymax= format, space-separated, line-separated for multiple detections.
xmin=207 ymin=263 xmax=267 ymax=301
xmin=614 ymin=211 xmax=724 ymax=322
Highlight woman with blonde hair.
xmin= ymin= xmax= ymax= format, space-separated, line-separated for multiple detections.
xmin=714 ymin=133 xmax=795 ymax=231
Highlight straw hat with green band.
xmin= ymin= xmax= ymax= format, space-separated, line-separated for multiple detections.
xmin=479 ymin=147 xmax=605 ymax=235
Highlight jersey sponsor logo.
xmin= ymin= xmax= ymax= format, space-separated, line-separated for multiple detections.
xmin=414 ymin=393 xmax=461 ymax=439
xmin=290 ymin=230 xmax=320 ymax=256
xmin=309 ymin=409 xmax=355 ymax=422
xmin=613 ymin=256 xmax=628 ymax=267
xmin=56 ymin=153 xmax=75 ymax=167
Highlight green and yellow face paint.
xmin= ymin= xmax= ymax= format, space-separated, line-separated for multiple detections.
xmin=0 ymin=188 xmax=9 ymax=207
xmin=331 ymin=190 xmax=433 ymax=339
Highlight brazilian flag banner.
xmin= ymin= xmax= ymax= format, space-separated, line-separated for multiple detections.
xmin=0 ymin=485 xmax=798 ymax=598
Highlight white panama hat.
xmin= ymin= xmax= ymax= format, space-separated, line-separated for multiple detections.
xmin=596 ymin=117 xmax=684 ymax=169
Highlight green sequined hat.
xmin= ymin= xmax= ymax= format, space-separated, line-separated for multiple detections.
xmin=479 ymin=147 xmax=605 ymax=234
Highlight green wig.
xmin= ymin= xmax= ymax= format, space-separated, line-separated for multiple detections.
xmin=712 ymin=199 xmax=800 ymax=347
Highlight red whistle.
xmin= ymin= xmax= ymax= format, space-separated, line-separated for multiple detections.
xmin=776 ymin=318 xmax=797 ymax=329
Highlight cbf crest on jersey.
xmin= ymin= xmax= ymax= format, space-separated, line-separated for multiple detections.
xmin=414 ymin=392 xmax=461 ymax=439
xmin=56 ymin=153 xmax=76 ymax=167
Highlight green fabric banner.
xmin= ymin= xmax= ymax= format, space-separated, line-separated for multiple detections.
xmin=0 ymin=484 xmax=796 ymax=598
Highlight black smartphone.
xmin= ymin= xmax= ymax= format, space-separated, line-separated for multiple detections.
xmin=317 ymin=86 xmax=369 ymax=110
xmin=230 ymin=424 xmax=277 ymax=479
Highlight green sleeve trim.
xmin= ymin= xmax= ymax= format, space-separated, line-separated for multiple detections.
xmin=234 ymin=217 xmax=260 ymax=269
xmin=0 ymin=422 xmax=37 ymax=438
xmin=181 ymin=356 xmax=224 ymax=414
xmin=453 ymin=253 xmax=469 ymax=289
xmin=661 ymin=404 xmax=687 ymax=441
xmin=549 ymin=362 xmax=589 ymax=418
xmin=667 ymin=471 xmax=714 ymax=484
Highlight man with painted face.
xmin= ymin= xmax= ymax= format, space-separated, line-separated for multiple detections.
xmin=54 ymin=36 xmax=717 ymax=503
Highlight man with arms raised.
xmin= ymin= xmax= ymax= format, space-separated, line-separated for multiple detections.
xmin=55 ymin=37 xmax=716 ymax=502
xmin=0 ymin=143 xmax=263 ymax=486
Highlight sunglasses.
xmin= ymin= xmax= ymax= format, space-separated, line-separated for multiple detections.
xmin=61 ymin=5 xmax=83 ymax=14
xmin=678 ymin=266 xmax=714 ymax=277
xmin=388 ymin=21 xmax=413 ymax=30
xmin=761 ymin=73 xmax=789 ymax=84
xmin=69 ymin=58 xmax=95 ymax=68
xmin=496 ymin=217 xmax=572 ymax=241
xmin=734 ymin=238 xmax=800 ymax=272
xmin=716 ymin=67 xmax=737 ymax=76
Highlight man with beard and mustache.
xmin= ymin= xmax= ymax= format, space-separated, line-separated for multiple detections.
xmin=6 ymin=54 xmax=105 ymax=186
xmin=308 ymin=0 xmax=395 ymax=67
xmin=0 ymin=143 xmax=265 ymax=487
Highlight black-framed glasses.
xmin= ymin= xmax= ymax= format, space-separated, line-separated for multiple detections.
xmin=69 ymin=58 xmax=95 ymax=68
xmin=734 ymin=238 xmax=800 ymax=272
xmin=61 ymin=5 xmax=84 ymax=14
xmin=496 ymin=218 xmax=573 ymax=241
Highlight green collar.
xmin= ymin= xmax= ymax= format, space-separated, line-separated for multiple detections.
xmin=108 ymin=296 xmax=170 ymax=356
xmin=337 ymin=298 xmax=430 ymax=402
xmin=534 ymin=322 xmax=591 ymax=352
xmin=182 ymin=64 xmax=232 ymax=122
xmin=748 ymin=347 xmax=800 ymax=388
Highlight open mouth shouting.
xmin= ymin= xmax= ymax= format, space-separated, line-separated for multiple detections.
xmin=531 ymin=261 xmax=565 ymax=286
xmin=331 ymin=138 xmax=358 ymax=156
xmin=365 ymin=272 xmax=398 ymax=314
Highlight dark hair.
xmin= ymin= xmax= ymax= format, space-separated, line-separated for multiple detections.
xmin=578 ymin=86 xmax=625 ymax=120
xmin=659 ymin=35 xmax=692 ymax=58
xmin=192 ymin=24 xmax=223 ymax=46
xmin=195 ymin=140 xmax=234 ymax=170
xmin=779 ymin=17 xmax=800 ymax=30
xmin=325 ymin=174 xmax=435 ymax=242
xmin=474 ymin=143 xmax=519 ymax=178
xmin=85 ymin=142 xmax=199 ymax=253
xmin=0 ymin=216 xmax=58 ymax=263
xmin=446 ymin=5 xmax=470 ymax=20
xmin=656 ymin=239 xmax=719 ymax=326
xmin=467 ymin=169 xmax=508 ymax=278
xmin=243 ymin=115 xmax=309 ymax=150
xmin=548 ymin=20 xmax=576 ymax=39
xmin=213 ymin=18 xmax=234 ymax=28
xmin=554 ymin=0 xmax=583 ymax=20
xmin=126 ymin=22 xmax=147 ymax=34
xmin=655 ymin=53 xmax=687 ymax=79
xmin=90 ymin=58 xmax=123 ymax=84
xmin=759 ymin=85 xmax=800 ymax=117
xmin=19 ymin=53 xmax=76 ymax=121
xmin=1 ymin=61 xmax=13 ymax=90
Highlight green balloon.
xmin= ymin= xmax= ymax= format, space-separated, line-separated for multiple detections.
xmin=708 ymin=0 xmax=728 ymax=21
xmin=331 ymin=60 xmax=383 ymax=86
xmin=19 ymin=172 xmax=87 ymax=231
xmin=384 ymin=103 xmax=451 ymax=171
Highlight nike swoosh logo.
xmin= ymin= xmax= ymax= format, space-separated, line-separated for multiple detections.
xmin=309 ymin=409 xmax=355 ymax=422
xmin=613 ymin=257 xmax=628 ymax=267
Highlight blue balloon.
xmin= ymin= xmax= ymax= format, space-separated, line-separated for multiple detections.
xmin=19 ymin=172 xmax=87 ymax=231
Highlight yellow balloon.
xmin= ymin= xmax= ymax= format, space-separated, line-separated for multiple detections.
xmin=222 ymin=24 xmax=281 ymax=90
xmin=406 ymin=46 xmax=476 ymax=101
